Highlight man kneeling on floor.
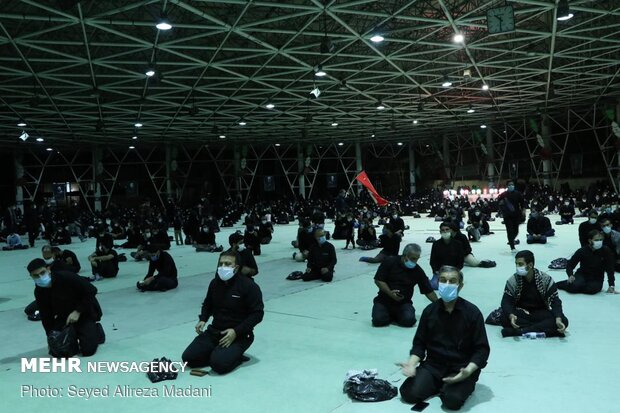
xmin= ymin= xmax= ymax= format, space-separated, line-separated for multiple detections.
xmin=302 ymin=228 xmax=337 ymax=282
xmin=27 ymin=258 xmax=105 ymax=357
xmin=136 ymin=244 xmax=178 ymax=292
xmin=397 ymin=266 xmax=489 ymax=411
xmin=182 ymin=251 xmax=264 ymax=374
xmin=372 ymin=243 xmax=437 ymax=327
xmin=499 ymin=250 xmax=569 ymax=338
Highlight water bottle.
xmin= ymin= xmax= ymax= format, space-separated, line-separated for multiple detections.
xmin=521 ymin=332 xmax=546 ymax=339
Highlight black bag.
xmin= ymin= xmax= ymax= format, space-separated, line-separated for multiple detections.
xmin=286 ymin=271 xmax=304 ymax=280
xmin=343 ymin=377 xmax=397 ymax=402
xmin=548 ymin=258 xmax=568 ymax=270
xmin=47 ymin=325 xmax=79 ymax=358
xmin=147 ymin=357 xmax=179 ymax=383
xmin=485 ymin=307 xmax=503 ymax=326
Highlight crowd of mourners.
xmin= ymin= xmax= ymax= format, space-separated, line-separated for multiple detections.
xmin=5 ymin=178 xmax=620 ymax=410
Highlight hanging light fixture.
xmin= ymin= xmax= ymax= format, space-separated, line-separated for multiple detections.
xmin=482 ymin=84 xmax=489 ymax=91
xmin=238 ymin=119 xmax=246 ymax=126
xmin=480 ymin=124 xmax=487 ymax=129
xmin=441 ymin=74 xmax=453 ymax=87
xmin=557 ymin=0 xmax=574 ymax=21
xmin=36 ymin=137 xmax=44 ymax=142
xmin=17 ymin=120 xmax=27 ymax=127
xmin=265 ymin=103 xmax=275 ymax=109
xmin=315 ymin=64 xmax=327 ymax=77
xmin=145 ymin=62 xmax=155 ymax=77
xmin=467 ymin=105 xmax=475 ymax=114
xmin=134 ymin=121 xmax=143 ymax=127
xmin=331 ymin=120 xmax=338 ymax=127
xmin=376 ymin=101 xmax=385 ymax=110
xmin=453 ymin=33 xmax=464 ymax=43
xmin=156 ymin=12 xmax=172 ymax=30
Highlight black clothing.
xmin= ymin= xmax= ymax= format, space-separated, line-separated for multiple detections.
xmin=121 ymin=229 xmax=144 ymax=248
xmin=297 ymin=228 xmax=315 ymax=252
xmin=566 ymin=246 xmax=615 ymax=287
xmin=95 ymin=233 xmax=113 ymax=250
xmin=430 ymin=239 xmax=465 ymax=273
xmin=151 ymin=229 xmax=171 ymax=250
xmin=379 ymin=233 xmax=402 ymax=256
xmin=145 ymin=251 xmax=178 ymax=280
xmin=373 ymin=256 xmax=433 ymax=305
xmin=60 ymin=249 xmax=81 ymax=273
xmin=372 ymin=302 xmax=416 ymax=327
xmin=195 ymin=230 xmax=216 ymax=246
xmin=390 ymin=217 xmax=405 ymax=233
xmin=307 ymin=241 xmax=337 ymax=272
xmin=498 ymin=190 xmax=526 ymax=218
xmin=198 ymin=274 xmax=264 ymax=337
xmin=182 ymin=328 xmax=254 ymax=373
xmin=93 ymin=249 xmax=119 ymax=278
xmin=527 ymin=216 xmax=552 ymax=236
xmin=453 ymin=232 xmax=472 ymax=256
xmin=578 ymin=221 xmax=599 ymax=247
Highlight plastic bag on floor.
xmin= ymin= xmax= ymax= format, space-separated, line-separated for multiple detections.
xmin=146 ymin=357 xmax=179 ymax=383
xmin=48 ymin=325 xmax=79 ymax=358
xmin=343 ymin=369 xmax=397 ymax=402
xmin=548 ymin=258 xmax=568 ymax=270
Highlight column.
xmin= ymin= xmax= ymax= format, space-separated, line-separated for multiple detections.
xmin=443 ymin=135 xmax=451 ymax=183
xmin=297 ymin=143 xmax=306 ymax=198
xmin=234 ymin=145 xmax=241 ymax=196
xmin=541 ymin=114 xmax=552 ymax=187
xmin=355 ymin=142 xmax=362 ymax=195
xmin=14 ymin=152 xmax=24 ymax=213
xmin=486 ymin=126 xmax=495 ymax=188
xmin=165 ymin=145 xmax=173 ymax=200
xmin=92 ymin=146 xmax=102 ymax=212
xmin=616 ymin=100 xmax=620 ymax=192
xmin=408 ymin=142 xmax=416 ymax=195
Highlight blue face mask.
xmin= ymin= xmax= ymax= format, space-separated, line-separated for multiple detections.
xmin=438 ymin=283 xmax=458 ymax=302
xmin=507 ymin=185 xmax=515 ymax=192
xmin=318 ymin=236 xmax=326 ymax=245
xmin=404 ymin=260 xmax=416 ymax=269
xmin=34 ymin=272 xmax=52 ymax=288
xmin=150 ymin=254 xmax=159 ymax=262
xmin=307 ymin=227 xmax=313 ymax=233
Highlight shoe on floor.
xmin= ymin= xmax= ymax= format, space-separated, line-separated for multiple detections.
xmin=27 ymin=311 xmax=41 ymax=321
xmin=90 ymin=274 xmax=103 ymax=282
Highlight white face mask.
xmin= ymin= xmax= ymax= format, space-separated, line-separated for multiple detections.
xmin=592 ymin=240 xmax=603 ymax=250
xmin=237 ymin=244 xmax=245 ymax=252
xmin=44 ymin=257 xmax=54 ymax=265
xmin=516 ymin=266 xmax=528 ymax=276
xmin=217 ymin=266 xmax=235 ymax=281
xmin=589 ymin=218 xmax=597 ymax=224
xmin=441 ymin=232 xmax=452 ymax=240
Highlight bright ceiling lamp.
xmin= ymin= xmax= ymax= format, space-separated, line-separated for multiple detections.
xmin=441 ymin=74 xmax=452 ymax=87
xmin=17 ymin=120 xmax=27 ymax=127
xmin=129 ymin=145 xmax=135 ymax=149
xmin=331 ymin=121 xmax=338 ymax=127
xmin=376 ymin=101 xmax=385 ymax=110
xmin=370 ymin=34 xmax=384 ymax=43
xmin=36 ymin=137 xmax=44 ymax=142
xmin=265 ymin=103 xmax=275 ymax=109
xmin=338 ymin=142 xmax=344 ymax=146
xmin=557 ymin=0 xmax=574 ymax=21
xmin=145 ymin=63 xmax=155 ymax=77
xmin=238 ymin=120 xmax=246 ymax=126
xmin=219 ymin=135 xmax=226 ymax=139
xmin=315 ymin=65 xmax=327 ymax=77
xmin=482 ymin=84 xmax=489 ymax=91
xmin=480 ymin=124 xmax=487 ymax=129
xmin=156 ymin=12 xmax=172 ymax=30
xmin=453 ymin=33 xmax=464 ymax=43
xmin=467 ymin=105 xmax=475 ymax=114
xmin=132 ymin=135 xmax=138 ymax=140
xmin=134 ymin=121 xmax=143 ymax=127
xmin=413 ymin=120 xmax=419 ymax=124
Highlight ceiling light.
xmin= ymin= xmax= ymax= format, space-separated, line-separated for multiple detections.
xmin=453 ymin=33 xmax=464 ymax=43
xmin=376 ymin=101 xmax=385 ymax=110
xmin=310 ymin=87 xmax=321 ymax=98
xmin=17 ymin=120 xmax=27 ymax=127
xmin=36 ymin=137 xmax=44 ymax=142
xmin=19 ymin=132 xmax=29 ymax=141
xmin=370 ymin=34 xmax=384 ymax=43
xmin=129 ymin=146 xmax=135 ymax=149
xmin=482 ymin=84 xmax=489 ymax=91
xmin=156 ymin=12 xmax=172 ymax=30
xmin=145 ymin=64 xmax=155 ymax=77
xmin=134 ymin=122 xmax=143 ymax=127
xmin=331 ymin=121 xmax=338 ymax=127
xmin=480 ymin=124 xmax=487 ymax=129
xmin=46 ymin=147 xmax=53 ymax=151
xmin=265 ymin=103 xmax=275 ymax=109
xmin=441 ymin=74 xmax=452 ymax=88
xmin=371 ymin=134 xmax=375 ymax=138
xmin=338 ymin=142 xmax=344 ymax=146
xmin=132 ymin=136 xmax=138 ymax=140
xmin=219 ymin=135 xmax=226 ymax=139
xmin=467 ymin=106 xmax=475 ymax=114
xmin=275 ymin=143 xmax=281 ymax=147
xmin=397 ymin=142 xmax=403 ymax=146
xmin=238 ymin=120 xmax=246 ymax=126
xmin=413 ymin=120 xmax=418 ymax=124
xmin=557 ymin=0 xmax=574 ymax=21
xmin=315 ymin=65 xmax=327 ymax=77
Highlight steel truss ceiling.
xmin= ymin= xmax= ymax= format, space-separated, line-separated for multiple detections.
xmin=0 ymin=0 xmax=618 ymax=148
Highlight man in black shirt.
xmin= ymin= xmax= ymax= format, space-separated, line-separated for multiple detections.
xmin=557 ymin=230 xmax=616 ymax=295
xmin=293 ymin=220 xmax=315 ymax=262
xmin=42 ymin=245 xmax=81 ymax=273
xmin=182 ymin=251 xmax=264 ymax=374
xmin=578 ymin=210 xmax=599 ymax=247
xmin=429 ymin=223 xmax=465 ymax=288
xmin=359 ymin=224 xmax=402 ymax=264
xmin=302 ymin=229 xmax=337 ymax=282
xmin=27 ymin=258 xmax=104 ymax=357
xmin=95 ymin=225 xmax=114 ymax=251
xmin=390 ymin=210 xmax=406 ymax=236
xmin=500 ymin=250 xmax=569 ymax=337
xmin=194 ymin=225 xmax=222 ymax=253
xmin=451 ymin=223 xmax=496 ymax=269
xmin=526 ymin=209 xmax=554 ymax=244
xmin=372 ymin=244 xmax=437 ymax=327
xmin=497 ymin=180 xmax=526 ymax=252
xmin=88 ymin=243 xmax=119 ymax=281
xmin=228 ymin=232 xmax=258 ymax=278
xmin=559 ymin=200 xmax=575 ymax=224
xmin=397 ymin=266 xmax=490 ymax=411
xmin=136 ymin=244 xmax=178 ymax=292
xmin=258 ymin=216 xmax=274 ymax=245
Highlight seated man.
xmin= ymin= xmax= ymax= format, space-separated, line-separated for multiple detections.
xmin=301 ymin=228 xmax=337 ymax=282
xmin=194 ymin=225 xmax=223 ymax=253
xmin=389 ymin=210 xmax=406 ymax=236
xmin=558 ymin=200 xmax=575 ymax=224
xmin=43 ymin=245 xmax=81 ymax=273
xmin=356 ymin=217 xmax=379 ymax=250
xmin=227 ymin=232 xmax=258 ymax=278
xmin=397 ymin=266 xmax=489 ymax=411
xmin=257 ymin=216 xmax=274 ymax=245
xmin=120 ymin=222 xmax=144 ymax=249
xmin=95 ymin=226 xmax=114 ymax=251
xmin=110 ymin=221 xmax=126 ymax=240
xmin=359 ymin=223 xmax=402 ymax=264
xmin=429 ymin=223 xmax=465 ymax=288
xmin=244 ymin=225 xmax=261 ymax=256
xmin=372 ymin=244 xmax=437 ymax=327
xmin=526 ymin=209 xmax=555 ymax=244
xmin=599 ymin=218 xmax=620 ymax=271
xmin=150 ymin=225 xmax=171 ymax=251
xmin=500 ymin=250 xmax=569 ymax=337
xmin=557 ymin=230 xmax=615 ymax=295
xmin=51 ymin=225 xmax=72 ymax=245
xmin=578 ymin=210 xmax=599 ymax=247
xmin=137 ymin=244 xmax=178 ymax=292
xmin=88 ymin=243 xmax=119 ymax=281
xmin=182 ymin=251 xmax=264 ymax=374
xmin=27 ymin=258 xmax=104 ymax=357
xmin=451 ymin=223 xmax=496 ymax=268
xmin=292 ymin=220 xmax=315 ymax=262
xmin=2 ymin=232 xmax=28 ymax=250
xmin=466 ymin=209 xmax=490 ymax=242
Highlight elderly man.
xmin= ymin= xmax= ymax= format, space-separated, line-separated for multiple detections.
xmin=499 ymin=250 xmax=569 ymax=337
xmin=397 ymin=266 xmax=490 ymax=411
xmin=372 ymin=244 xmax=437 ymax=327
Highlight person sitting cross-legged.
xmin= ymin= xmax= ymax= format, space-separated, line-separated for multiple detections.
xmin=397 ymin=266 xmax=490 ymax=411
xmin=182 ymin=251 xmax=264 ymax=374
xmin=526 ymin=209 xmax=555 ymax=244
xmin=136 ymin=244 xmax=178 ymax=292
xmin=499 ymin=250 xmax=569 ymax=338
xmin=372 ymin=244 xmax=437 ymax=328
xmin=359 ymin=223 xmax=402 ymax=264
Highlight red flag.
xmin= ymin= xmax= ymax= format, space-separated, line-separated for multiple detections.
xmin=355 ymin=171 xmax=389 ymax=206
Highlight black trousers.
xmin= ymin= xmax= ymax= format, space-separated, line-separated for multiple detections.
xmin=93 ymin=261 xmax=118 ymax=278
xmin=371 ymin=301 xmax=416 ymax=327
xmin=302 ymin=268 xmax=333 ymax=282
xmin=28 ymin=229 xmax=39 ymax=247
xmin=400 ymin=363 xmax=480 ymax=410
xmin=182 ymin=328 xmax=253 ymax=374
xmin=501 ymin=308 xmax=569 ymax=336
xmin=557 ymin=271 xmax=602 ymax=295
xmin=504 ymin=218 xmax=520 ymax=249
xmin=142 ymin=275 xmax=178 ymax=291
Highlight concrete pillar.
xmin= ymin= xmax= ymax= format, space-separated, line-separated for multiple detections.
xmin=297 ymin=143 xmax=306 ymax=198
xmin=541 ymin=114 xmax=552 ymax=187
xmin=408 ymin=142 xmax=416 ymax=195
xmin=92 ymin=146 xmax=102 ymax=212
xmin=616 ymin=100 xmax=620 ymax=191
xmin=234 ymin=145 xmax=241 ymax=196
xmin=14 ymin=152 xmax=24 ymax=213
xmin=486 ymin=126 xmax=495 ymax=188
xmin=355 ymin=142 xmax=363 ymax=195
xmin=165 ymin=145 xmax=173 ymax=200
xmin=443 ymin=135 xmax=451 ymax=183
